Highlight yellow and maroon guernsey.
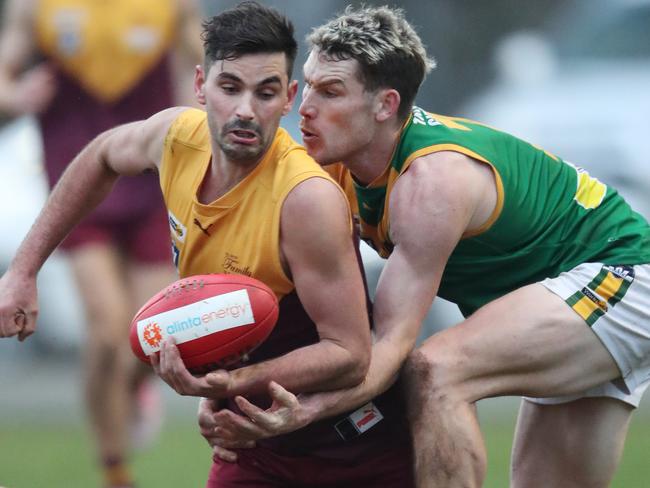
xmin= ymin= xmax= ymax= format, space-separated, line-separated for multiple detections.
xmin=34 ymin=0 xmax=177 ymax=223
xmin=160 ymin=108 xmax=344 ymax=295
xmin=160 ymin=109 xmax=411 ymax=459
xmin=35 ymin=0 xmax=176 ymax=103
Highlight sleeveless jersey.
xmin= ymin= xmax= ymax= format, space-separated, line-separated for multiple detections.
xmin=355 ymin=106 xmax=650 ymax=316
xmin=324 ymin=162 xmax=359 ymax=216
xmin=35 ymin=0 xmax=176 ymax=102
xmin=161 ymin=109 xmax=411 ymax=459
xmin=34 ymin=0 xmax=176 ymax=221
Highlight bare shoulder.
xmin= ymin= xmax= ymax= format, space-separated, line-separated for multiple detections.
xmin=282 ymin=176 xmax=349 ymax=226
xmin=389 ymin=150 xmax=494 ymax=251
xmin=395 ymin=151 xmax=486 ymax=197
xmin=280 ymin=176 xmax=351 ymax=257
xmin=284 ymin=176 xmax=346 ymax=208
xmin=144 ymin=106 xmax=193 ymax=134
xmin=395 ymin=150 xmax=495 ymax=215
xmin=101 ymin=106 xmax=191 ymax=175
xmin=278 ymin=176 xmax=358 ymax=288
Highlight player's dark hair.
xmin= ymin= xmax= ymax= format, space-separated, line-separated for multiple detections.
xmin=201 ymin=1 xmax=298 ymax=78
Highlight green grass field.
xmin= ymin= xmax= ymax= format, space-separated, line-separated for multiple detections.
xmin=1 ymin=410 xmax=649 ymax=487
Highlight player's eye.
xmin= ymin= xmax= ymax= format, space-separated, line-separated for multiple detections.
xmin=258 ymin=90 xmax=276 ymax=100
xmin=221 ymin=84 xmax=238 ymax=94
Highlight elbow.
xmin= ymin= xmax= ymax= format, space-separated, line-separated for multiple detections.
xmin=336 ymin=345 xmax=370 ymax=388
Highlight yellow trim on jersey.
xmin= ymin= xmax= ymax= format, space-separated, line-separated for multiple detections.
xmin=575 ymin=170 xmax=607 ymax=210
xmin=431 ymin=115 xmax=473 ymax=131
xmin=386 ymin=143 xmax=505 ymax=239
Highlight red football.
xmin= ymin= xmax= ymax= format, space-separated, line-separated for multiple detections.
xmin=130 ymin=274 xmax=279 ymax=374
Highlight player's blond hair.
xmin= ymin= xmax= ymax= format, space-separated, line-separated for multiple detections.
xmin=308 ymin=5 xmax=435 ymax=119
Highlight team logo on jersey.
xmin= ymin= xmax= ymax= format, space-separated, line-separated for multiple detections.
xmin=53 ymin=9 xmax=85 ymax=56
xmin=168 ymin=211 xmax=187 ymax=243
xmin=124 ymin=27 xmax=160 ymax=53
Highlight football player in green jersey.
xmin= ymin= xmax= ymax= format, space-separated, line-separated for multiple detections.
xmin=199 ymin=5 xmax=650 ymax=487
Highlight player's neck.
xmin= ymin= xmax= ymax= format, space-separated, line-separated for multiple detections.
xmin=346 ymin=123 xmax=401 ymax=187
xmin=197 ymin=152 xmax=260 ymax=204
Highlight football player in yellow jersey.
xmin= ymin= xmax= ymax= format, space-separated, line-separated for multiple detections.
xmin=202 ymin=5 xmax=650 ymax=488
xmin=0 ymin=0 xmax=203 ymax=486
xmin=0 ymin=2 xmax=418 ymax=487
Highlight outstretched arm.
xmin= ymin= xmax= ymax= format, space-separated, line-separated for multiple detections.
xmin=0 ymin=107 xmax=187 ymax=339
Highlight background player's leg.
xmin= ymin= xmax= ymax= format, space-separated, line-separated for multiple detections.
xmin=511 ymin=397 xmax=633 ymax=488
xmin=70 ymin=243 xmax=136 ymax=488
xmin=124 ymin=259 xmax=176 ymax=449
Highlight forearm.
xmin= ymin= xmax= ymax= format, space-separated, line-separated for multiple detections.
xmin=9 ymin=136 xmax=118 ymax=276
xmin=225 ymin=340 xmax=365 ymax=398
xmin=297 ymin=338 xmax=407 ymax=423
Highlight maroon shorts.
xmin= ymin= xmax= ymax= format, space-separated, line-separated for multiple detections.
xmin=60 ymin=203 xmax=171 ymax=264
xmin=206 ymin=445 xmax=414 ymax=488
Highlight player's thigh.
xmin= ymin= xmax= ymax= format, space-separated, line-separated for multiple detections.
xmin=511 ymin=397 xmax=633 ymax=488
xmin=415 ymin=283 xmax=620 ymax=400
xmin=68 ymin=242 xmax=132 ymax=335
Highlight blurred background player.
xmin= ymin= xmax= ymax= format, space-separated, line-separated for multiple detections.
xmin=0 ymin=0 xmax=203 ymax=486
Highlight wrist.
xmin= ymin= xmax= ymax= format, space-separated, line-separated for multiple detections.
xmin=300 ymin=394 xmax=326 ymax=424
xmin=5 ymin=260 xmax=38 ymax=281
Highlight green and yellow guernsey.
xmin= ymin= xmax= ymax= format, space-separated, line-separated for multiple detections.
xmin=355 ymin=106 xmax=650 ymax=317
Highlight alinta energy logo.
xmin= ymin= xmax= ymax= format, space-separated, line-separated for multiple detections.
xmin=137 ymin=289 xmax=255 ymax=355
xmin=143 ymin=322 xmax=163 ymax=348
xmin=164 ymin=302 xmax=249 ymax=335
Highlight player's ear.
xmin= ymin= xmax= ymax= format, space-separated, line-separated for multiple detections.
xmin=375 ymin=88 xmax=400 ymax=122
xmin=283 ymin=80 xmax=299 ymax=116
xmin=194 ymin=65 xmax=207 ymax=105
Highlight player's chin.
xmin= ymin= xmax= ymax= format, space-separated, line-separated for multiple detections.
xmin=303 ymin=142 xmax=329 ymax=165
xmin=223 ymin=144 xmax=265 ymax=162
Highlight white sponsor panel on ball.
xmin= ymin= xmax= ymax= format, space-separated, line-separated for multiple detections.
xmin=136 ymin=289 xmax=255 ymax=355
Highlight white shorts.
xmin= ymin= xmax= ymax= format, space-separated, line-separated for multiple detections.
xmin=529 ymin=262 xmax=650 ymax=407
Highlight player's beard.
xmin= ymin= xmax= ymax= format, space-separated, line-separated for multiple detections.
xmin=217 ymin=119 xmax=266 ymax=163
